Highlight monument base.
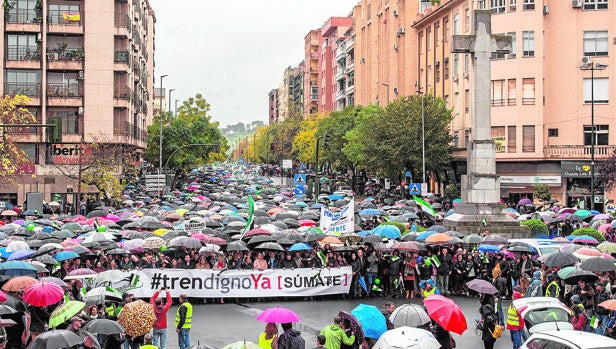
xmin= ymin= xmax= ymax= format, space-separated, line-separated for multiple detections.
xmin=443 ymin=203 xmax=531 ymax=238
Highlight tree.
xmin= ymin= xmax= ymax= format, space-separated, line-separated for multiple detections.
xmin=342 ymin=105 xmax=382 ymax=172
xmin=292 ymin=114 xmax=324 ymax=164
xmin=534 ymin=184 xmax=551 ymax=204
xmin=0 ymin=95 xmax=37 ymax=183
xmin=598 ymin=150 xmax=616 ymax=192
xmin=269 ymin=113 xmax=302 ymax=163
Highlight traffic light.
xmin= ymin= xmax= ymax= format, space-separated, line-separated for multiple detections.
xmin=49 ymin=117 xmax=62 ymax=143
xmin=323 ymin=132 xmax=333 ymax=147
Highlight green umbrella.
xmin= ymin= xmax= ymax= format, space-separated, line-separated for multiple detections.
xmin=49 ymin=300 xmax=85 ymax=328
xmin=574 ymin=210 xmax=592 ymax=218
xmin=557 ymin=266 xmax=578 ymax=280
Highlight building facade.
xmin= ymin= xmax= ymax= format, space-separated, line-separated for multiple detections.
xmin=0 ymin=0 xmax=155 ymax=206
xmin=304 ymin=29 xmax=320 ymax=116
xmin=319 ymin=17 xmax=352 ymax=113
xmin=268 ymin=88 xmax=279 ymax=125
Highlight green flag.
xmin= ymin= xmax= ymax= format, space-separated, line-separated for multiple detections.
xmin=482 ymin=217 xmax=488 ymax=226
xmin=590 ymin=315 xmax=599 ymax=329
xmin=239 ymin=195 xmax=254 ymax=240
xmin=317 ymin=250 xmax=328 ymax=267
xmin=431 ymin=256 xmax=441 ymax=268
xmin=413 ymin=195 xmax=437 ymax=216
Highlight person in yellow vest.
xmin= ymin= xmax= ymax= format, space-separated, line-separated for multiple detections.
xmin=259 ymin=322 xmax=278 ymax=349
xmin=506 ymin=291 xmax=526 ymax=349
xmin=139 ymin=334 xmax=158 ymax=349
xmin=175 ymin=294 xmax=192 ymax=349
xmin=544 ymin=273 xmax=560 ymax=299
xmin=420 ymin=279 xmax=441 ymax=298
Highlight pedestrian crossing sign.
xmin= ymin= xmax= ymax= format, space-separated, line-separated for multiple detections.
xmin=409 ymin=183 xmax=421 ymax=195
xmin=294 ymin=174 xmax=307 ymax=185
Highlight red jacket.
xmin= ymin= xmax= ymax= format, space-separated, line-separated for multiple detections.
xmin=149 ymin=290 xmax=172 ymax=329
xmin=571 ymin=313 xmax=587 ymax=331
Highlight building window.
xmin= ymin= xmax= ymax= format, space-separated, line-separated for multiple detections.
xmin=491 ymin=36 xmax=506 ymax=59
xmin=478 ymin=0 xmax=486 ymax=9
xmin=454 ymin=131 xmax=460 ymax=148
xmin=49 ymin=109 xmax=80 ymax=134
xmin=583 ymin=77 xmax=609 ymax=103
xmin=523 ymin=0 xmax=535 ymax=10
xmin=522 ymin=31 xmax=535 ymax=57
xmin=465 ymin=89 xmax=470 ymax=112
xmin=4 ymin=69 xmax=41 ymax=98
xmin=6 ymin=34 xmax=39 ymax=61
xmin=48 ymin=4 xmax=80 ymax=25
xmin=491 ymin=126 xmax=505 ymax=152
xmin=464 ymin=129 xmax=470 ymax=148
xmin=522 ymin=125 xmax=535 ymax=152
xmin=508 ymin=79 xmax=517 ymax=105
xmin=465 ymin=8 xmax=470 ymax=32
xmin=583 ymin=31 xmax=608 ymax=56
xmin=444 ymin=58 xmax=450 ymax=79
xmin=584 ymin=125 xmax=609 ymax=145
xmin=426 ymin=28 xmax=431 ymax=51
xmin=548 ymin=128 xmax=559 ymax=137
xmin=583 ymin=0 xmax=608 ymax=10
xmin=508 ymin=32 xmax=516 ymax=58
xmin=444 ymin=17 xmax=449 ymax=42
xmin=454 ymin=54 xmax=459 ymax=77
xmin=435 ymin=63 xmax=441 ymax=83
xmin=522 ymin=78 xmax=535 ymax=105
xmin=6 ymin=0 xmax=37 ymax=24
xmin=464 ymin=54 xmax=469 ymax=73
xmin=509 ymin=0 xmax=517 ymax=11
xmin=18 ymin=143 xmax=38 ymax=164
xmin=453 ymin=14 xmax=460 ymax=35
xmin=435 ymin=24 xmax=440 ymax=47
xmin=491 ymin=0 xmax=506 ymax=13
xmin=508 ymin=126 xmax=517 ymax=152
xmin=491 ymin=80 xmax=505 ymax=106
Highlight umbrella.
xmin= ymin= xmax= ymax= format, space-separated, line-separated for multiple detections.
xmin=351 ymin=304 xmax=387 ymax=339
xmin=7 ymin=249 xmax=35 ymax=261
xmin=580 ymin=257 xmax=616 ymax=272
xmin=118 ymin=300 xmax=156 ymax=337
xmin=425 ymin=233 xmax=453 ymax=244
xmin=478 ymin=244 xmax=500 ymax=253
xmin=373 ymin=225 xmax=401 ymax=239
xmin=256 ymin=305 xmax=301 ymax=323
xmin=362 ymin=235 xmax=382 ymax=245
xmin=462 ymin=234 xmax=483 ymax=244
xmin=2 ymin=275 xmax=37 ymax=291
xmin=598 ymin=242 xmax=616 ymax=254
xmin=466 ymin=279 xmax=498 ymax=295
xmin=423 ymin=294 xmax=467 ymax=335
xmin=222 ymin=341 xmax=261 ymax=349
xmin=83 ymin=287 xmax=122 ymax=306
xmin=226 ymin=241 xmax=249 ymax=252
xmin=320 ymin=236 xmax=342 ymax=244
xmin=359 ymin=209 xmax=383 ymax=217
xmin=23 ymin=281 xmax=64 ymax=307
xmin=143 ymin=236 xmax=166 ymax=250
xmin=598 ymin=299 xmax=616 ymax=311
xmin=289 ymin=243 xmax=313 ymax=251
xmin=0 ymin=260 xmax=37 ymax=276
xmin=391 ymin=241 xmax=420 ymax=252
xmin=518 ymin=198 xmax=533 ymax=205
xmin=415 ymin=230 xmax=436 ymax=241
xmin=482 ymin=234 xmax=507 ymax=245
xmin=254 ymin=242 xmax=284 ymax=252
xmin=39 ymin=276 xmax=68 ymax=288
xmin=54 ymin=251 xmax=80 ymax=262
xmin=543 ymin=252 xmax=578 ymax=268
xmin=0 ymin=319 xmax=16 ymax=328
xmin=29 ymin=329 xmax=83 ymax=349
xmin=373 ymin=326 xmax=440 ymax=349
xmin=389 ymin=303 xmax=431 ymax=328
xmin=82 ymin=318 xmax=125 ymax=335
xmin=338 ymin=310 xmax=365 ymax=343
xmin=94 ymin=270 xmax=131 ymax=285
xmin=49 ymin=300 xmax=85 ymax=328
xmin=0 ymin=304 xmax=17 ymax=315
xmin=557 ymin=266 xmax=578 ymax=280
xmin=573 ymin=247 xmax=602 ymax=260
xmin=563 ymin=269 xmax=599 ymax=285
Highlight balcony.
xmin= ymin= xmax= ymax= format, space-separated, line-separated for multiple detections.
xmin=47 ymin=48 xmax=84 ymax=70
xmin=544 ymin=145 xmax=616 ymax=160
xmin=114 ymin=14 xmax=131 ymax=37
xmin=4 ymin=82 xmax=41 ymax=105
xmin=310 ymin=52 xmax=319 ymax=60
xmin=346 ymin=37 xmax=354 ymax=52
xmin=47 ymin=10 xmax=83 ymax=34
xmin=335 ymin=68 xmax=346 ymax=80
xmin=5 ymin=9 xmax=42 ymax=32
xmin=114 ymin=85 xmax=132 ymax=108
xmin=5 ymin=46 xmax=41 ymax=69
xmin=47 ymin=83 xmax=82 ymax=107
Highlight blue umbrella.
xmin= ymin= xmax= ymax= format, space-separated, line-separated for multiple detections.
xmin=416 ymin=230 xmax=437 ymax=241
xmin=311 ymin=203 xmax=325 ymax=209
xmin=54 ymin=251 xmax=80 ymax=262
xmin=0 ymin=248 xmax=11 ymax=259
xmin=373 ymin=225 xmax=401 ymax=239
xmin=295 ymin=201 xmax=308 ymax=208
xmin=358 ymin=230 xmax=374 ymax=237
xmin=7 ymin=250 xmax=35 ymax=261
xmin=0 ymin=261 xmax=37 ymax=275
xmin=359 ymin=209 xmax=382 ymax=217
xmin=328 ymin=194 xmax=344 ymax=201
xmin=351 ymin=304 xmax=387 ymax=339
xmin=23 ymin=210 xmax=37 ymax=216
xmin=289 ymin=243 xmax=313 ymax=251
xmin=478 ymin=244 xmax=500 ymax=253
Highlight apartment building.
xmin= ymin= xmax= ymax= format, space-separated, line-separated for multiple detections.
xmin=304 ymin=29 xmax=320 ymax=115
xmin=268 ymin=88 xmax=279 ymax=125
xmin=0 ymin=0 xmax=155 ymax=206
xmin=319 ymin=17 xmax=352 ymax=113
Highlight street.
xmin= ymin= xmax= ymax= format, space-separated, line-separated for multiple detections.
xmin=162 ymin=295 xmax=513 ymax=349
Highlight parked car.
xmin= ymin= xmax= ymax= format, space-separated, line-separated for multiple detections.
xmin=509 ymin=238 xmax=567 ymax=256
xmin=521 ymin=329 xmax=616 ymax=349
xmin=512 ymin=297 xmax=572 ymax=335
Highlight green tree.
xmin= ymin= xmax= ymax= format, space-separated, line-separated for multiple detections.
xmin=534 ymin=184 xmax=551 ymax=208
xmin=269 ymin=113 xmax=302 ymax=163
xmin=0 ymin=95 xmax=37 ymax=183
xmin=342 ymin=105 xmax=382 ymax=171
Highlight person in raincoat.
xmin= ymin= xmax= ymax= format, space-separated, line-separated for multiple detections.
xmin=319 ymin=317 xmax=355 ymax=349
xmin=419 ymin=279 xmax=440 ymax=298
xmin=526 ymin=271 xmax=543 ymax=297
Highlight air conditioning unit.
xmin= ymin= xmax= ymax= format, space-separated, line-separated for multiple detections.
xmin=394 ymin=43 xmax=398 ymax=51
xmin=581 ymin=56 xmax=592 ymax=66
xmin=393 ymin=10 xmax=399 ymax=16
xmin=36 ymin=33 xmax=42 ymax=42
xmin=397 ymin=27 xmax=405 ymax=35
xmin=572 ymin=0 xmax=582 ymax=7
xmin=78 ymin=107 xmax=84 ymax=115
xmin=78 ymin=71 xmax=84 ymax=79
xmin=543 ymin=5 xmax=549 ymax=14
xmin=463 ymin=72 xmax=469 ymax=79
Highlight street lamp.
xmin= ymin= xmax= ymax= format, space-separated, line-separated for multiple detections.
xmin=417 ymin=88 xmax=426 ymax=184
xmin=168 ymin=89 xmax=175 ymax=118
xmin=158 ymin=74 xmax=168 ymax=197
xmin=580 ymin=61 xmax=608 ymax=210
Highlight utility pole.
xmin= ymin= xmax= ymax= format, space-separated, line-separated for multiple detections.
xmin=158 ymin=74 xmax=167 ymax=197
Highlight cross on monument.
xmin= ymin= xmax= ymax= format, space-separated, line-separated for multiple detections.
xmin=451 ymin=10 xmax=511 ymax=205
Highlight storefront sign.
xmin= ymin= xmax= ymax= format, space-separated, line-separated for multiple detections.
xmin=561 ymin=161 xmax=592 ymax=178
xmin=499 ymin=176 xmax=561 ymax=185
xmin=493 ymin=136 xmax=505 ymax=153
xmin=46 ymin=144 xmax=91 ymax=165
xmin=127 ymin=267 xmax=352 ymax=298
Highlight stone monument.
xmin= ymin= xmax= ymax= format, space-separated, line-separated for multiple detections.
xmin=443 ymin=10 xmax=530 ymax=237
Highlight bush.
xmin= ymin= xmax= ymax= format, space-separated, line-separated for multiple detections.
xmin=571 ymin=227 xmax=605 ymax=242
xmin=379 ymin=221 xmax=406 ymax=233
xmin=520 ymin=219 xmax=548 ymax=237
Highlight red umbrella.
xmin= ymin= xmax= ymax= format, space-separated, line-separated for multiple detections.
xmin=299 ymin=219 xmax=317 ymax=227
xmin=243 ymin=229 xmax=272 ymax=238
xmin=23 ymin=282 xmax=63 ymax=307
xmin=423 ymin=295 xmax=467 ymax=335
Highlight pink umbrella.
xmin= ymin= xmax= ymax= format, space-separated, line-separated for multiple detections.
xmin=0 ymin=290 xmax=8 ymax=302
xmin=256 ymin=305 xmax=301 ymax=323
xmin=23 ymin=282 xmax=63 ymax=307
xmin=598 ymin=224 xmax=613 ymax=233
xmin=104 ymin=214 xmax=120 ymax=222
xmin=559 ymin=208 xmax=576 ymax=214
xmin=299 ymin=220 xmax=317 ymax=227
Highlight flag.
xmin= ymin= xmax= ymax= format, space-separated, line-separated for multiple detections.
xmin=431 ymin=256 xmax=441 ymax=268
xmin=62 ymin=12 xmax=81 ymax=22
xmin=482 ymin=217 xmax=488 ymax=226
xmin=413 ymin=195 xmax=437 ymax=216
xmin=64 ymin=292 xmax=70 ymax=303
xmin=358 ymin=276 xmax=368 ymax=293
xmin=590 ymin=315 xmax=599 ymax=329
xmin=239 ymin=195 xmax=254 ymax=239
xmin=52 ymin=262 xmax=61 ymax=274
xmin=317 ymin=250 xmax=328 ymax=267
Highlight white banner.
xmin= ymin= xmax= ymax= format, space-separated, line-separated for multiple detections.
xmin=126 ymin=267 xmax=352 ymax=298
xmin=320 ymin=201 xmax=354 ymax=235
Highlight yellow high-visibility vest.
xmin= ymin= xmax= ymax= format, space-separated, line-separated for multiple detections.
xmin=506 ymin=305 xmax=520 ymax=327
xmin=175 ymin=302 xmax=193 ymax=329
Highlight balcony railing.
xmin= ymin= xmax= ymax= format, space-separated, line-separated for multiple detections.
xmin=115 ymin=14 xmax=131 ymax=30
xmin=491 ymin=99 xmax=506 ymax=107
xmin=47 ymin=83 xmax=80 ymax=97
xmin=522 ymin=98 xmax=535 ymax=105
xmin=47 ymin=48 xmax=84 ymax=61
xmin=47 ymin=10 xmax=82 ymax=26
xmin=114 ymin=85 xmax=132 ymax=99
xmin=114 ymin=50 xmax=130 ymax=63
xmin=5 ymin=9 xmax=40 ymax=24
xmin=5 ymin=82 xmax=41 ymax=98
xmin=544 ymin=145 xmax=616 ymax=159
xmin=6 ymin=46 xmax=42 ymax=61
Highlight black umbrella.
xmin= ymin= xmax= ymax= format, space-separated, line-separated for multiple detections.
xmin=507 ymin=245 xmax=532 ymax=253
xmin=226 ymin=241 xmax=249 ymax=252
xmin=51 ymin=230 xmax=75 ymax=239
xmin=29 ymin=329 xmax=83 ymax=349
xmin=362 ymin=235 xmax=382 ymax=245
xmin=86 ymin=210 xmax=107 ymax=218
xmin=0 ymin=304 xmax=17 ymax=315
xmin=141 ymin=221 xmax=166 ymax=230
xmin=466 ymin=279 xmax=498 ymax=294
xmin=254 ymin=242 xmax=284 ymax=252
xmin=580 ymin=257 xmax=616 ymax=272
xmin=304 ymin=233 xmax=326 ymax=242
xmin=543 ymin=252 xmax=578 ymax=268
xmin=248 ymin=235 xmax=276 ymax=245
xmin=82 ymin=318 xmax=125 ymax=335
xmin=564 ymin=269 xmax=599 ymax=285
xmin=80 ymin=331 xmax=102 ymax=349
xmin=482 ymin=234 xmax=508 ymax=245
xmin=34 ymin=254 xmax=57 ymax=265
xmin=427 ymin=225 xmax=447 ymax=233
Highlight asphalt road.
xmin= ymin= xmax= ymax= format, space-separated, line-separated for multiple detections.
xmin=160 ymin=295 xmax=513 ymax=349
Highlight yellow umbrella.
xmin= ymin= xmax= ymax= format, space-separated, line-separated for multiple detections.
xmin=175 ymin=208 xmax=188 ymax=215
xmin=153 ymin=228 xmax=170 ymax=236
xmin=135 ymin=211 xmax=144 ymax=217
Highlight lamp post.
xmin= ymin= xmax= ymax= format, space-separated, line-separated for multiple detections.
xmin=168 ymin=89 xmax=175 ymax=118
xmin=417 ymin=88 xmax=426 ymax=184
xmin=158 ymin=74 xmax=168 ymax=197
xmin=174 ymin=99 xmax=179 ymax=117
xmin=580 ymin=62 xmax=608 ymax=210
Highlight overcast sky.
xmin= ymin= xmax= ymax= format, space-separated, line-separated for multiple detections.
xmin=148 ymin=0 xmax=358 ymax=127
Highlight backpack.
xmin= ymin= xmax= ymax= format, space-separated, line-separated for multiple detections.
xmin=490 ymin=320 xmax=503 ymax=339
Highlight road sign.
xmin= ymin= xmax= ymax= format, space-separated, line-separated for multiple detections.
xmin=294 ymin=174 xmax=307 ymax=185
xmin=294 ymin=185 xmax=306 ymax=196
xmin=282 ymin=159 xmax=292 ymax=169
xmin=405 ymin=171 xmax=411 ymax=178
xmin=409 ymin=183 xmax=421 ymax=195
xmin=421 ymin=183 xmax=428 ymax=196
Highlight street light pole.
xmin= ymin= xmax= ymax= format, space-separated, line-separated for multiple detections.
xmin=417 ymin=88 xmax=426 ymax=184
xmin=168 ymin=89 xmax=175 ymax=118
xmin=158 ymin=74 xmax=168 ymax=197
